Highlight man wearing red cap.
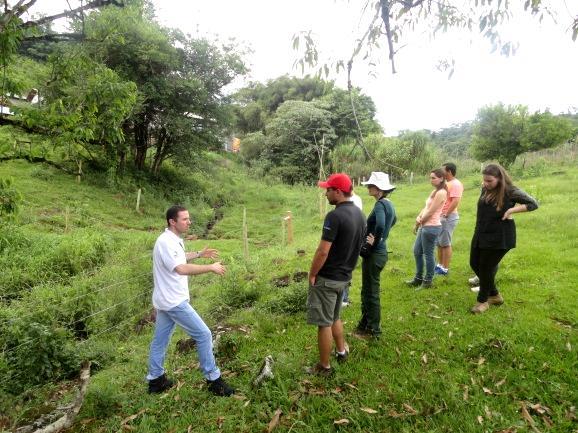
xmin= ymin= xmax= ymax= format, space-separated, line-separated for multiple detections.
xmin=306 ymin=173 xmax=366 ymax=376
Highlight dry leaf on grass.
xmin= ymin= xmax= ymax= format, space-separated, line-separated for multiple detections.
xmin=403 ymin=403 xmax=418 ymax=415
xmin=345 ymin=382 xmax=358 ymax=390
xmin=495 ymin=378 xmax=506 ymax=387
xmin=121 ymin=409 xmax=147 ymax=426
xmin=463 ymin=385 xmax=469 ymax=401
xmin=360 ymin=407 xmax=378 ymax=414
xmin=483 ymin=387 xmax=493 ymax=395
xmin=216 ymin=416 xmax=225 ymax=429
xmin=477 ymin=415 xmax=484 ymax=424
xmin=333 ymin=418 xmax=350 ymax=425
xmin=267 ymin=408 xmax=282 ymax=433
xmin=388 ymin=409 xmax=404 ymax=418
xmin=520 ymin=403 xmax=541 ymax=432
xmin=477 ymin=357 xmax=486 ymax=366
xmin=566 ymin=341 xmax=572 ymax=351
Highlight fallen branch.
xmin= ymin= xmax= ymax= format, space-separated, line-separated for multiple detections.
xmin=253 ymin=355 xmax=274 ymax=387
xmin=16 ymin=361 xmax=92 ymax=433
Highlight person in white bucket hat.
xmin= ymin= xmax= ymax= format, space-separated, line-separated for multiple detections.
xmin=353 ymin=172 xmax=397 ymax=339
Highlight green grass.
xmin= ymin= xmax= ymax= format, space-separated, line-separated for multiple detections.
xmin=0 ymin=156 xmax=577 ymax=433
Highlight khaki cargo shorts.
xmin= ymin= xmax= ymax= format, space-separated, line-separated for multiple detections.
xmin=307 ymin=275 xmax=350 ymax=327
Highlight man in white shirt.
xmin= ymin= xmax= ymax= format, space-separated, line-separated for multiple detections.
xmin=147 ymin=205 xmax=234 ymax=396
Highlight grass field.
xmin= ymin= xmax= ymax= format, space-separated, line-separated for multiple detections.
xmin=0 ymin=157 xmax=576 ymax=433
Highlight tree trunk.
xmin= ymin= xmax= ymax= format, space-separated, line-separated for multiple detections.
xmin=133 ymin=120 xmax=148 ymax=171
xmin=152 ymin=128 xmax=167 ymax=175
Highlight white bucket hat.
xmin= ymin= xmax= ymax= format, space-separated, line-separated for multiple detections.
xmin=361 ymin=172 xmax=396 ymax=191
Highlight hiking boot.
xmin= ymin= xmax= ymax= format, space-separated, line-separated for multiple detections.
xmin=304 ymin=363 xmax=334 ymax=377
xmin=415 ymin=280 xmax=433 ymax=291
xmin=405 ymin=277 xmax=423 ymax=287
xmin=335 ymin=342 xmax=349 ymax=363
xmin=148 ymin=373 xmax=174 ymax=394
xmin=470 ymin=302 xmax=489 ymax=314
xmin=487 ymin=294 xmax=504 ymax=306
xmin=468 ymin=276 xmax=480 ymax=286
xmin=207 ymin=376 xmax=235 ymax=397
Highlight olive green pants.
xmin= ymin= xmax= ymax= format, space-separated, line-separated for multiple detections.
xmin=357 ymin=251 xmax=387 ymax=336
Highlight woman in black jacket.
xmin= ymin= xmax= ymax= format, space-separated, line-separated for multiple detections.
xmin=470 ymin=164 xmax=538 ymax=314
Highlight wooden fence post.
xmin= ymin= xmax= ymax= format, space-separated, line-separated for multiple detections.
xmin=243 ymin=206 xmax=249 ymax=259
xmin=136 ymin=188 xmax=142 ymax=213
xmin=410 ymin=172 xmax=414 ymax=185
xmin=64 ymin=206 xmax=70 ymax=233
xmin=285 ymin=211 xmax=293 ymax=244
xmin=76 ymin=160 xmax=83 ymax=183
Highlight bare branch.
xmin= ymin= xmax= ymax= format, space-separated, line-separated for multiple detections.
xmin=20 ymin=0 xmax=123 ymax=28
xmin=380 ymin=0 xmax=397 ymax=74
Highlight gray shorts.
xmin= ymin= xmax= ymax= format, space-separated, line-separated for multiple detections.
xmin=306 ymin=276 xmax=349 ymax=327
xmin=437 ymin=213 xmax=459 ymax=247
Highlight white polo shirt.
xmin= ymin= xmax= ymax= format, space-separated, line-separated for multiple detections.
xmin=152 ymin=229 xmax=189 ymax=310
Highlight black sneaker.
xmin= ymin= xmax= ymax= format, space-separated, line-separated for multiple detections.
xmin=207 ymin=376 xmax=235 ymax=397
xmin=148 ymin=373 xmax=174 ymax=394
xmin=335 ymin=342 xmax=349 ymax=363
xmin=405 ymin=277 xmax=423 ymax=287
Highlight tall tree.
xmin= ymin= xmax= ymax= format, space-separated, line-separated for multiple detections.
xmin=264 ymin=100 xmax=336 ymax=184
xmin=471 ymin=103 xmax=574 ymax=166
xmin=84 ymin=2 xmax=247 ymax=172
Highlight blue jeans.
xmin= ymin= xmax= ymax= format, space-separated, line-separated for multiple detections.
xmin=147 ymin=300 xmax=220 ymax=381
xmin=413 ymin=226 xmax=442 ymax=282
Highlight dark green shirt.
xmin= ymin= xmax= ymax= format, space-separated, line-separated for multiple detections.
xmin=366 ymin=198 xmax=396 ymax=253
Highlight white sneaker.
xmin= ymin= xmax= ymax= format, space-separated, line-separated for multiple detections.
xmin=470 ymin=286 xmax=480 ymax=293
xmin=341 ymin=302 xmax=350 ymax=308
xmin=468 ymin=276 xmax=480 ymax=286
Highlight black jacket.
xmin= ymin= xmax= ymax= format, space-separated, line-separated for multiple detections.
xmin=471 ymin=187 xmax=538 ymax=250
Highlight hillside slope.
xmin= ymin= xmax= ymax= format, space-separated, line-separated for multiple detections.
xmin=1 ymin=157 xmax=577 ymax=433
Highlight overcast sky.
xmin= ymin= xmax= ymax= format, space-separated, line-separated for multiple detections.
xmin=30 ymin=0 xmax=578 ymax=135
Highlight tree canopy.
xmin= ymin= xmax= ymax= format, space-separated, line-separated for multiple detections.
xmin=471 ymin=103 xmax=574 ymax=166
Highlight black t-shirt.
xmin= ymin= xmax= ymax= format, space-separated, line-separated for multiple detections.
xmin=318 ymin=201 xmax=366 ymax=282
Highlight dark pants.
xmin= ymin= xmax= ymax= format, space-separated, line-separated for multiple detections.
xmin=358 ymin=251 xmax=387 ymax=335
xmin=470 ymin=246 xmax=509 ymax=303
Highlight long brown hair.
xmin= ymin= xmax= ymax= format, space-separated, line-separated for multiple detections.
xmin=482 ymin=163 xmax=513 ymax=211
xmin=430 ymin=168 xmax=447 ymax=195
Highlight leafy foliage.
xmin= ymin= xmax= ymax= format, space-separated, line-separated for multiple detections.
xmin=471 ymin=103 xmax=574 ymax=166
xmin=264 ymin=100 xmax=336 ymax=184
xmin=0 ymin=177 xmax=22 ymax=220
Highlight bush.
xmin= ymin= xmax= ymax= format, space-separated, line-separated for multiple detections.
xmin=1 ymin=321 xmax=79 ymax=393
xmin=0 ymin=228 xmax=111 ymax=299
xmin=263 ymin=283 xmax=307 ymax=315
xmin=0 ymin=177 xmax=22 ymax=220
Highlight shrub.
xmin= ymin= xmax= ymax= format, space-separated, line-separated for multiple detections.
xmin=263 ymin=283 xmax=307 ymax=315
xmin=1 ymin=321 xmax=79 ymax=393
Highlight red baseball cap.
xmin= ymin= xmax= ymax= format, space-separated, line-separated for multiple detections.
xmin=318 ymin=173 xmax=352 ymax=193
